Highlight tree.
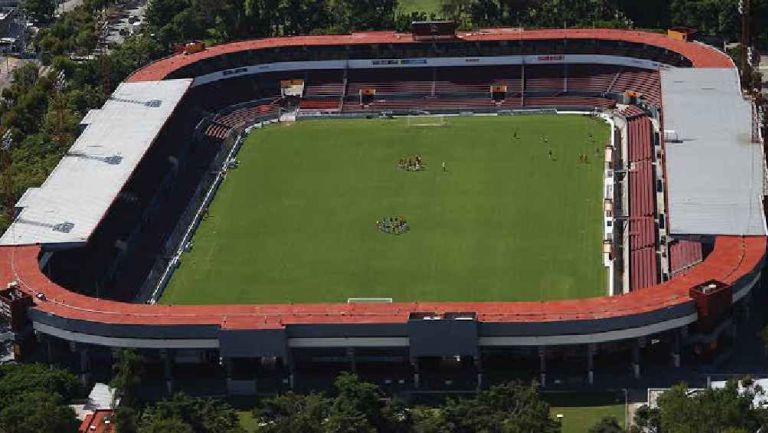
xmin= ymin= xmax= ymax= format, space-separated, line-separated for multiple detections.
xmin=255 ymin=374 xmax=414 ymax=433
xmin=440 ymin=381 xmax=560 ymax=433
xmin=0 ymin=363 xmax=80 ymax=408
xmin=116 ymin=406 xmax=140 ymax=433
xmin=140 ymin=393 xmax=245 ymax=433
xmin=411 ymin=407 xmax=449 ymax=433
xmin=256 ymin=391 xmax=331 ymax=433
xmin=631 ymin=404 xmax=660 ymax=433
xmin=0 ymin=391 xmax=79 ymax=433
xmin=139 ymin=416 xmax=195 ymax=433
xmin=589 ymin=416 xmax=624 ymax=433
xmin=111 ymin=349 xmax=144 ymax=408
xmin=328 ymin=372 xmax=415 ymax=433
xmin=23 ymin=0 xmax=56 ymax=23
xmin=640 ymin=381 xmax=768 ymax=433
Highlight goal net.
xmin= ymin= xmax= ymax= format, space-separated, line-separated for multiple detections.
xmin=406 ymin=115 xmax=447 ymax=127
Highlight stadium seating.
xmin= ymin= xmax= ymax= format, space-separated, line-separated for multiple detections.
xmin=524 ymin=65 xmax=566 ymax=92
xmin=620 ymin=105 xmax=646 ymax=118
xmin=523 ymin=96 xmax=615 ymax=109
xmin=204 ymin=123 xmax=232 ymax=140
xmin=627 ymin=116 xmax=653 ymax=162
xmin=669 ymin=240 xmax=704 ymax=276
xmin=630 ymin=247 xmax=658 ymax=290
xmin=434 ymin=66 xmax=523 ymax=95
xmin=347 ymin=68 xmax=434 ymax=96
xmin=304 ymin=70 xmax=345 ymax=98
xmin=566 ymin=64 xmax=618 ymax=93
xmin=299 ymin=99 xmax=341 ymax=111
xmin=626 ymin=115 xmax=659 ymax=290
xmin=611 ymin=69 xmax=661 ymax=106
xmin=203 ymin=101 xmax=280 ymax=140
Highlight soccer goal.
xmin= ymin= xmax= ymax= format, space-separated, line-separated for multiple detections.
xmin=347 ymin=297 xmax=394 ymax=304
xmin=406 ymin=115 xmax=447 ymax=127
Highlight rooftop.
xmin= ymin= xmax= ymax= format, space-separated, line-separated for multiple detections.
xmin=78 ymin=409 xmax=115 ymax=433
xmin=0 ymin=79 xmax=192 ymax=246
xmin=661 ymin=68 xmax=766 ymax=236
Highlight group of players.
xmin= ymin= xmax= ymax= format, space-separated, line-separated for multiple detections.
xmin=398 ymin=154 xmax=425 ymax=171
xmin=377 ymin=216 xmax=410 ymax=235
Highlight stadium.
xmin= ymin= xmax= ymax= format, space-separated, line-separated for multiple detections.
xmin=0 ymin=24 xmax=766 ymax=394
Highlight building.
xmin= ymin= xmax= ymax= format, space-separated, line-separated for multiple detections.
xmin=0 ymin=27 xmax=764 ymax=394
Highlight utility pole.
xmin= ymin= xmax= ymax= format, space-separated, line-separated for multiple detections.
xmin=0 ymin=129 xmax=14 ymax=223
xmin=51 ymin=70 xmax=70 ymax=148
xmin=739 ymin=0 xmax=752 ymax=88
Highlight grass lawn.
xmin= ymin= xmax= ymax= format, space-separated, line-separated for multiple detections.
xmin=547 ymin=392 xmax=626 ymax=433
xmin=238 ymin=411 xmax=259 ymax=432
xmin=398 ymin=0 xmax=442 ymax=14
xmin=162 ymin=115 xmax=608 ymax=304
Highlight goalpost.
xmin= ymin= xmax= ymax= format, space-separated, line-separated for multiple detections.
xmin=405 ymin=115 xmax=447 ymax=127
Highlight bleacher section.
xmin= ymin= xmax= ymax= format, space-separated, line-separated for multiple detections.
xmin=303 ymin=70 xmax=345 ymax=98
xmin=523 ymin=96 xmax=614 ymax=109
xmin=669 ymin=239 xmax=704 ymax=276
xmin=626 ymin=116 xmax=659 ymax=290
xmin=295 ymin=65 xmax=660 ymax=114
xmin=525 ymin=64 xmax=566 ymax=92
xmin=620 ymin=105 xmax=646 ymax=118
xmin=204 ymin=100 xmax=281 ymax=140
xmin=346 ymin=68 xmax=434 ymax=96
xmin=435 ymin=66 xmax=522 ymax=95
xmin=612 ymin=69 xmax=662 ymax=105
xmin=567 ymin=64 xmax=618 ymax=93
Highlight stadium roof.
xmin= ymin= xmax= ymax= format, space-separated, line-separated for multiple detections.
xmin=0 ymin=79 xmax=192 ymax=246
xmin=661 ymin=68 xmax=766 ymax=236
xmin=128 ymin=28 xmax=732 ymax=82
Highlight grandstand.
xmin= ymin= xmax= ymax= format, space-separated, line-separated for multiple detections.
xmin=0 ymin=27 xmax=764 ymax=394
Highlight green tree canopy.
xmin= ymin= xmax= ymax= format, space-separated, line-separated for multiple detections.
xmin=0 ymin=364 xmax=81 ymax=433
xmin=256 ymin=391 xmax=331 ymax=433
xmin=634 ymin=381 xmax=768 ymax=433
xmin=139 ymin=416 xmax=196 ymax=433
xmin=440 ymin=381 xmax=560 ymax=433
xmin=111 ymin=349 xmax=144 ymax=408
xmin=140 ymin=393 xmax=245 ymax=433
xmin=0 ymin=363 xmax=81 ymax=408
xmin=22 ymin=0 xmax=56 ymax=23
xmin=0 ymin=391 xmax=79 ymax=433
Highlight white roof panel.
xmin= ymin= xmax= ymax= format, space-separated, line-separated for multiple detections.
xmin=0 ymin=79 xmax=192 ymax=246
xmin=662 ymin=68 xmax=765 ymax=236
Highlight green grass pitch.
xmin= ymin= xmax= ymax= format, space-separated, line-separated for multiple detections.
xmin=397 ymin=0 xmax=442 ymax=14
xmin=161 ymin=115 xmax=609 ymax=304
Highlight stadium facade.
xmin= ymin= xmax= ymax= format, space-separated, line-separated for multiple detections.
xmin=0 ymin=27 xmax=766 ymax=393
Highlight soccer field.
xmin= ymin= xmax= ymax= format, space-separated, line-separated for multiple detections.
xmin=161 ymin=115 xmax=609 ymax=304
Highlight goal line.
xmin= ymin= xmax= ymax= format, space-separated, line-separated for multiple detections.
xmin=347 ymin=297 xmax=394 ymax=303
